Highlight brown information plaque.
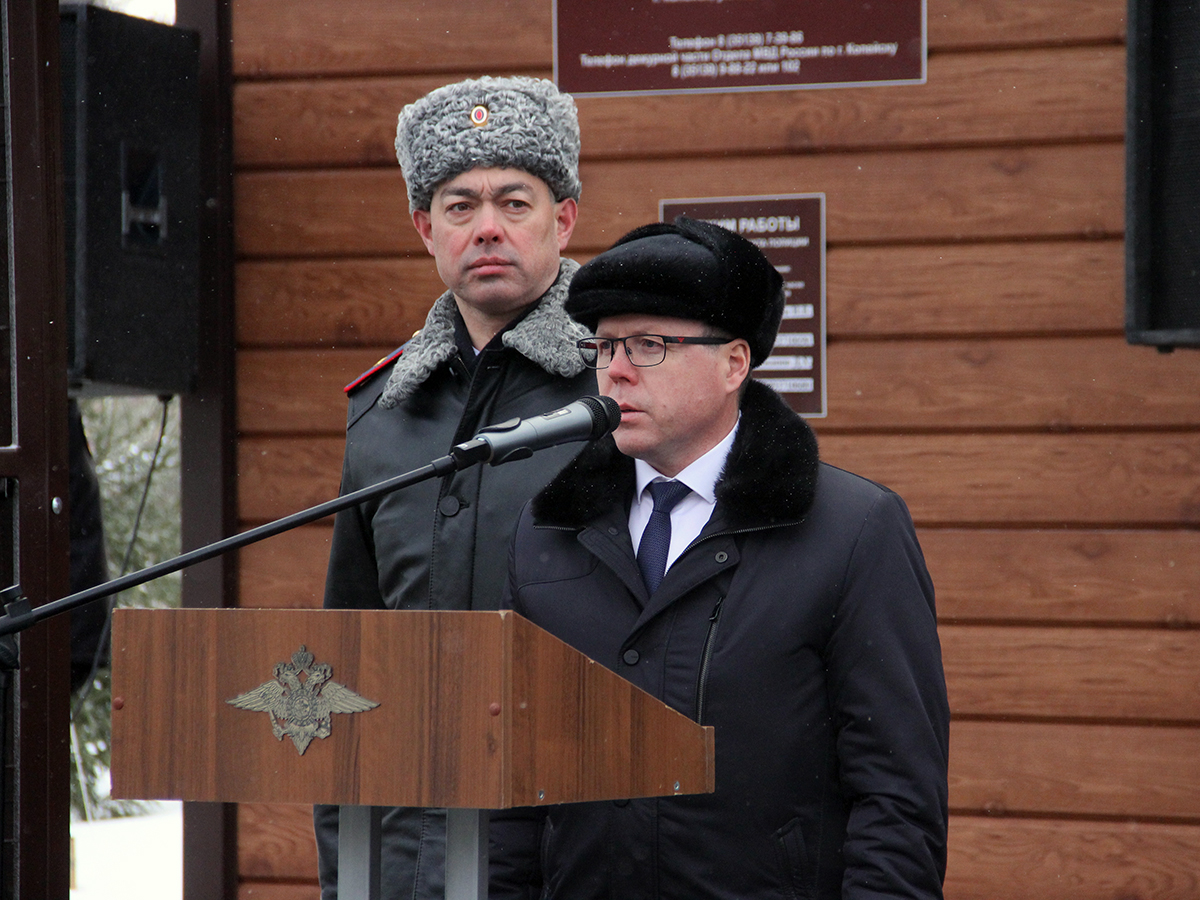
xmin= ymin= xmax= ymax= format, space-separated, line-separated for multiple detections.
xmin=661 ymin=195 xmax=826 ymax=418
xmin=556 ymin=0 xmax=924 ymax=96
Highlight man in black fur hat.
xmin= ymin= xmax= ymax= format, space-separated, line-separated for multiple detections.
xmin=491 ymin=217 xmax=950 ymax=899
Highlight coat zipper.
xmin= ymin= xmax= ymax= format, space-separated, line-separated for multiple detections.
xmin=696 ymin=594 xmax=725 ymax=723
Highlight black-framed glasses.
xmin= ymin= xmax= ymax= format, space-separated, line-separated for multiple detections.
xmin=576 ymin=334 xmax=735 ymax=369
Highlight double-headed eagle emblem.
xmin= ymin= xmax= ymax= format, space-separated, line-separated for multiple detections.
xmin=226 ymin=645 xmax=379 ymax=755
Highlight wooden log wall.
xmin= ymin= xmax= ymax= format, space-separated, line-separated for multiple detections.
xmin=230 ymin=1 xmax=1200 ymax=897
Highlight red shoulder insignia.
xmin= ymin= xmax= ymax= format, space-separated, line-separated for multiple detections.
xmin=344 ymin=346 xmax=404 ymax=394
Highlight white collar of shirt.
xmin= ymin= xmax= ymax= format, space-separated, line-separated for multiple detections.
xmin=629 ymin=417 xmax=740 ymax=571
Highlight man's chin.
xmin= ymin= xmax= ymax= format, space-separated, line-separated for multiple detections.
xmin=456 ymin=282 xmax=527 ymax=307
xmin=612 ymin=428 xmax=648 ymax=460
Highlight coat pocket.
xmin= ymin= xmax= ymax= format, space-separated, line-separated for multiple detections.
xmin=773 ymin=816 xmax=816 ymax=900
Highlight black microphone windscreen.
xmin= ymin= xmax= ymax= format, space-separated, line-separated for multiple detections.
xmin=580 ymin=395 xmax=622 ymax=438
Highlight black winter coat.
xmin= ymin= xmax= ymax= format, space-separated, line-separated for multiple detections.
xmin=493 ymin=380 xmax=949 ymax=900
xmin=324 ymin=260 xmax=595 ymax=615
xmin=316 ymin=261 xmax=597 ymax=900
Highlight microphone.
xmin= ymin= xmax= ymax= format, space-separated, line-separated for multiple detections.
xmin=452 ymin=395 xmax=621 ymax=466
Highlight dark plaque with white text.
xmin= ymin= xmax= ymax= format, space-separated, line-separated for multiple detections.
xmin=661 ymin=195 xmax=826 ymax=418
xmin=557 ymin=0 xmax=924 ymax=96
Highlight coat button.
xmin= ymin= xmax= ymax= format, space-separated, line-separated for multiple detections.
xmin=622 ymin=649 xmax=640 ymax=666
xmin=714 ymin=551 xmax=728 ymax=563
xmin=613 ymin=798 xmax=630 ymax=808
xmin=438 ymin=496 xmax=461 ymax=516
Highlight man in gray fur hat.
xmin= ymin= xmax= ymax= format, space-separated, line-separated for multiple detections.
xmin=314 ymin=75 xmax=595 ymax=900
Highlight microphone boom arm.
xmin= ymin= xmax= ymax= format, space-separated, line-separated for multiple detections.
xmin=0 ymin=396 xmax=621 ymax=638
xmin=1 ymin=449 xmax=466 ymax=637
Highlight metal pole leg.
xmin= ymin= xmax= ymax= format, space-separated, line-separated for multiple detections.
xmin=445 ymin=808 xmax=488 ymax=900
xmin=339 ymin=805 xmax=382 ymax=900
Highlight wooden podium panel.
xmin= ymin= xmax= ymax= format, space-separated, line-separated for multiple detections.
xmin=110 ymin=608 xmax=714 ymax=809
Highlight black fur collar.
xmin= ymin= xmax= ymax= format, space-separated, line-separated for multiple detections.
xmin=532 ymin=379 xmax=819 ymax=529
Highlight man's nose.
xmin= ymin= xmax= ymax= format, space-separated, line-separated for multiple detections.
xmin=605 ymin=341 xmax=639 ymax=381
xmin=474 ymin=205 xmax=503 ymax=243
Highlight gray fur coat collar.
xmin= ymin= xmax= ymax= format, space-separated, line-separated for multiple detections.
xmin=380 ymin=258 xmax=586 ymax=408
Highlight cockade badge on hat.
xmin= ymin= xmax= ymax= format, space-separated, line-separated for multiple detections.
xmin=226 ymin=645 xmax=379 ymax=755
xmin=470 ymin=104 xmax=489 ymax=127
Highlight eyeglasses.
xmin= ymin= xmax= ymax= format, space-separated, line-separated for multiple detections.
xmin=576 ymin=334 xmax=735 ymax=369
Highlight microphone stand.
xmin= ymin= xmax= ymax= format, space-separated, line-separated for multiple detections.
xmin=0 ymin=439 xmax=500 ymax=899
xmin=0 ymin=441 xmax=498 ymax=900
xmin=0 ymin=393 xmax=617 ymax=900
xmin=0 ymin=439 xmax=494 ymax=638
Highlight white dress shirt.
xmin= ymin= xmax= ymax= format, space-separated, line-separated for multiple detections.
xmin=629 ymin=419 xmax=740 ymax=574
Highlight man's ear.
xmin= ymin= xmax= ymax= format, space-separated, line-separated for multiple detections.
xmin=726 ymin=339 xmax=752 ymax=394
xmin=412 ymin=208 xmax=436 ymax=255
xmin=554 ymin=198 xmax=579 ymax=251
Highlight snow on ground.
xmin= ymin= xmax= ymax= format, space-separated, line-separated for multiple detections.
xmin=70 ymin=802 xmax=182 ymax=900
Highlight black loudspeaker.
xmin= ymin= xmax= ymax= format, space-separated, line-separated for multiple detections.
xmin=60 ymin=4 xmax=202 ymax=394
xmin=1125 ymin=0 xmax=1200 ymax=351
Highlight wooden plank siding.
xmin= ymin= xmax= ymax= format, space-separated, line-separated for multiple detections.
xmin=239 ymin=526 xmax=1200 ymax=627
xmin=232 ymin=47 xmax=1126 ymax=169
xmin=230 ymin=0 xmax=1124 ymax=79
xmin=237 ymin=337 xmax=1200 ymax=436
xmin=235 ymin=240 xmax=1128 ymax=349
xmin=229 ymin=0 xmax=1200 ymax=897
xmin=236 ymin=143 xmax=1127 ymax=257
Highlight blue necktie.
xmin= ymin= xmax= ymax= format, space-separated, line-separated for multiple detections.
xmin=636 ymin=480 xmax=692 ymax=594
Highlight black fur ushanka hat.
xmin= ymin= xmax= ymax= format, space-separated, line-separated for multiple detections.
xmin=565 ymin=216 xmax=785 ymax=368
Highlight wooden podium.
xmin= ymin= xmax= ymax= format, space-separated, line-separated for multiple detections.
xmin=110 ymin=608 xmax=714 ymax=898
